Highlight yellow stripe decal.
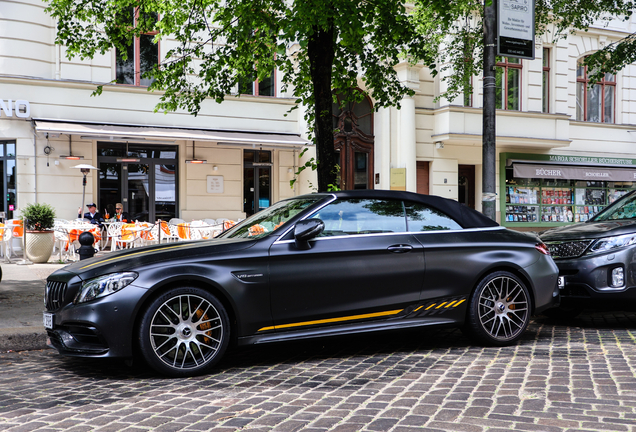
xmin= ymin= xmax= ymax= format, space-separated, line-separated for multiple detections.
xmin=258 ymin=309 xmax=403 ymax=332
xmin=445 ymin=301 xmax=457 ymax=308
xmin=425 ymin=304 xmax=436 ymax=310
xmin=453 ymin=299 xmax=466 ymax=307
xmin=435 ymin=302 xmax=448 ymax=309
xmin=80 ymin=244 xmax=193 ymax=269
xmin=414 ymin=306 xmax=424 ymax=312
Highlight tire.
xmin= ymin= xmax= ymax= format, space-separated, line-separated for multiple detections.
xmin=138 ymin=286 xmax=230 ymax=377
xmin=465 ymin=271 xmax=531 ymax=346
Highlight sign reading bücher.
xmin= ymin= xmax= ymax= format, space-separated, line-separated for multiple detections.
xmin=513 ymin=164 xmax=636 ymax=182
xmin=207 ymin=176 xmax=224 ymax=194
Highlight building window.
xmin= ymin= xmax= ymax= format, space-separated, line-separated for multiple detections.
xmin=116 ymin=8 xmax=159 ymax=87
xmin=542 ymin=48 xmax=550 ymax=113
xmin=495 ymin=57 xmax=521 ymax=111
xmin=239 ymin=68 xmax=275 ymax=96
xmin=577 ymin=57 xmax=615 ymax=123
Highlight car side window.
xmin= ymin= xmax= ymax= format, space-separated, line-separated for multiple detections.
xmin=405 ymin=202 xmax=463 ymax=232
xmin=311 ymin=199 xmax=407 ymax=236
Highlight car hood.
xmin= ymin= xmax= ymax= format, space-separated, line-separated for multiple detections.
xmin=540 ymin=219 xmax=636 ymax=242
xmin=53 ymin=237 xmax=256 ymax=281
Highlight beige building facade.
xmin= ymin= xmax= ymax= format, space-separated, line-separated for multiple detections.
xmin=2 ymin=0 xmax=636 ymax=229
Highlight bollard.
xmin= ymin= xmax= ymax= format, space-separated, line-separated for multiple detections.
xmin=78 ymin=231 xmax=96 ymax=260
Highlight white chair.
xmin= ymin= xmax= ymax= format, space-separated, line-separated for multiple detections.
xmin=0 ymin=224 xmax=12 ymax=262
xmin=190 ymin=220 xmax=209 ymax=239
xmin=108 ymin=222 xmax=136 ymax=250
xmin=53 ymin=219 xmax=71 ymax=261
xmin=6 ymin=219 xmax=23 ymax=259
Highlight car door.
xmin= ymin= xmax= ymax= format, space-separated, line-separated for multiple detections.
xmin=268 ymin=198 xmax=425 ymax=329
xmin=404 ymin=201 xmax=476 ymax=301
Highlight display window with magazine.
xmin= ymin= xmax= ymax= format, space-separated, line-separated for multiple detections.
xmin=500 ymin=153 xmax=636 ymax=227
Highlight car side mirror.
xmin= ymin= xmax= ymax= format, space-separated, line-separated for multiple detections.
xmin=294 ymin=218 xmax=324 ymax=249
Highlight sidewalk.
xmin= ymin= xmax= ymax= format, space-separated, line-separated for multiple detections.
xmin=0 ymin=257 xmax=74 ymax=352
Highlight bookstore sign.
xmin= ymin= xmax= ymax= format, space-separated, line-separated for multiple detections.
xmin=513 ymin=164 xmax=636 ymax=182
xmin=497 ymin=0 xmax=535 ymax=60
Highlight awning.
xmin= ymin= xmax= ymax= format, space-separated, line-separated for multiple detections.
xmin=514 ymin=163 xmax=636 ymax=182
xmin=33 ymin=120 xmax=311 ymax=147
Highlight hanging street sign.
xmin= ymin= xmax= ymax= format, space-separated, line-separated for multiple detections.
xmin=497 ymin=0 xmax=535 ymax=60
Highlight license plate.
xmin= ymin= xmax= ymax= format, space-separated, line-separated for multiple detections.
xmin=557 ymin=276 xmax=565 ymax=289
xmin=43 ymin=313 xmax=54 ymax=329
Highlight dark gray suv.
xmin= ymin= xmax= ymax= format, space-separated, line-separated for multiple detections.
xmin=541 ymin=190 xmax=636 ymax=317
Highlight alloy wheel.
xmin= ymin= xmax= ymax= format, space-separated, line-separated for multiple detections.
xmin=149 ymin=293 xmax=224 ymax=370
xmin=477 ymin=275 xmax=529 ymax=341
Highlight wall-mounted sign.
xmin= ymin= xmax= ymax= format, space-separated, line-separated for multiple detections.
xmin=497 ymin=0 xmax=535 ymax=59
xmin=207 ymin=175 xmax=224 ymax=194
xmin=390 ymin=168 xmax=406 ymax=191
xmin=0 ymin=100 xmax=30 ymax=118
xmin=513 ymin=164 xmax=636 ymax=182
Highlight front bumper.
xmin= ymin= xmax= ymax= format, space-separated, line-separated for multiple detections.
xmin=553 ymin=246 xmax=636 ymax=302
xmin=46 ymin=285 xmax=148 ymax=358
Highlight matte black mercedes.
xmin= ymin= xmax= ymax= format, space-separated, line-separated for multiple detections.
xmin=44 ymin=190 xmax=559 ymax=376
xmin=541 ymin=190 xmax=636 ymax=317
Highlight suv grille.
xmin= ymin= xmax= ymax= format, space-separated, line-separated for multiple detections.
xmin=45 ymin=280 xmax=68 ymax=311
xmin=545 ymin=240 xmax=593 ymax=259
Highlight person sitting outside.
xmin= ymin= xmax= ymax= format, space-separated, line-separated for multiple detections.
xmin=78 ymin=203 xmax=104 ymax=227
xmin=114 ymin=203 xmax=131 ymax=223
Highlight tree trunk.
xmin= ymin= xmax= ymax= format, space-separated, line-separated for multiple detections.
xmin=308 ymin=23 xmax=337 ymax=192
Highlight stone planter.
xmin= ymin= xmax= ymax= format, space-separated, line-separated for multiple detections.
xmin=25 ymin=230 xmax=55 ymax=263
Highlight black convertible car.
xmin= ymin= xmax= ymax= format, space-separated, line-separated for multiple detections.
xmin=44 ymin=190 xmax=559 ymax=376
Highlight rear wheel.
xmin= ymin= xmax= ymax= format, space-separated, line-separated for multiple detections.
xmin=138 ymin=287 xmax=230 ymax=377
xmin=465 ymin=271 xmax=531 ymax=346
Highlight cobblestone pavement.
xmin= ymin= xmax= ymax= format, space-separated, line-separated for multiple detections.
xmin=2 ymin=312 xmax=636 ymax=432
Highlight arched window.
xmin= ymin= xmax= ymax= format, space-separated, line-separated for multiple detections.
xmin=577 ymin=57 xmax=615 ymax=123
xmin=332 ymin=91 xmax=374 ymax=190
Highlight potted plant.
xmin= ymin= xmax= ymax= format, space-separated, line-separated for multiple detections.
xmin=21 ymin=202 xmax=56 ymax=263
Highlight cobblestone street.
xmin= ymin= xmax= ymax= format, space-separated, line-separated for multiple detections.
xmin=1 ymin=312 xmax=636 ymax=431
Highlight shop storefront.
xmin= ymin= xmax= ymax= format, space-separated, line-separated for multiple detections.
xmin=501 ymin=153 xmax=636 ymax=228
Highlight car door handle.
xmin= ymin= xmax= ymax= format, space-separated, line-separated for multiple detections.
xmin=387 ymin=244 xmax=413 ymax=253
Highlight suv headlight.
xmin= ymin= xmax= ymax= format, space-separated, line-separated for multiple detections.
xmin=586 ymin=234 xmax=636 ymax=256
xmin=74 ymin=272 xmax=138 ymax=304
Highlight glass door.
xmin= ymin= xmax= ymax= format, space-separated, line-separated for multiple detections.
xmin=98 ymin=143 xmax=178 ymax=222
xmin=243 ymin=150 xmax=272 ymax=217
xmin=127 ymin=164 xmax=150 ymax=222
xmin=0 ymin=142 xmax=16 ymax=220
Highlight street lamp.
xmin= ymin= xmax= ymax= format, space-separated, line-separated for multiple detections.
xmin=72 ymin=164 xmax=98 ymax=215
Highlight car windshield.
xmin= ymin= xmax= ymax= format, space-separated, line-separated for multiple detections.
xmin=592 ymin=192 xmax=636 ymax=221
xmin=219 ymin=196 xmax=324 ymax=239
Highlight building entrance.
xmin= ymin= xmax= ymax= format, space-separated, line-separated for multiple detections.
xmin=97 ymin=143 xmax=178 ymax=222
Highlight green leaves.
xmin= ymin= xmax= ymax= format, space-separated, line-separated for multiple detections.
xmin=410 ymin=0 xmax=636 ymax=105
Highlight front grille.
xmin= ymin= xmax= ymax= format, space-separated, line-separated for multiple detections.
xmin=546 ymin=240 xmax=593 ymax=259
xmin=45 ymin=280 xmax=68 ymax=311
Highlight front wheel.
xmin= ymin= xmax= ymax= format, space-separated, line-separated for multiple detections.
xmin=138 ymin=287 xmax=230 ymax=377
xmin=465 ymin=271 xmax=531 ymax=346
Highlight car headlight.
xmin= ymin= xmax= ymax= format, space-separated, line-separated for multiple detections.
xmin=586 ymin=234 xmax=636 ymax=256
xmin=74 ymin=272 xmax=138 ymax=304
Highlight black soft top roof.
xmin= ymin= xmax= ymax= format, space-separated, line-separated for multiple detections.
xmin=298 ymin=190 xmax=499 ymax=229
